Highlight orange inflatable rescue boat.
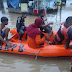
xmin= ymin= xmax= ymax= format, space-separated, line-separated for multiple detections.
xmin=0 ymin=29 xmax=72 ymax=58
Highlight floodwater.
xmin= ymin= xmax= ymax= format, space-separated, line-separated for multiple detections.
xmin=0 ymin=0 xmax=72 ymax=72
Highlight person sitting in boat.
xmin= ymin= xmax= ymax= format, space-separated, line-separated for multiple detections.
xmin=26 ymin=18 xmax=45 ymax=48
xmin=38 ymin=9 xmax=53 ymax=40
xmin=0 ymin=17 xmax=11 ymax=47
xmin=16 ymin=12 xmax=27 ymax=42
xmin=53 ymin=16 xmax=72 ymax=49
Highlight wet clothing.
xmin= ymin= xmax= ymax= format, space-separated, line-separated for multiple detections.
xmin=27 ymin=18 xmax=45 ymax=48
xmin=54 ymin=22 xmax=72 ymax=44
xmin=19 ymin=26 xmax=27 ymax=40
xmin=40 ymin=17 xmax=52 ymax=33
xmin=0 ymin=31 xmax=5 ymax=44
xmin=16 ymin=17 xmax=27 ymax=40
xmin=1 ymin=31 xmax=5 ymax=37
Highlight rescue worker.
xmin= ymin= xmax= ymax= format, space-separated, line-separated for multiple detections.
xmin=26 ymin=18 xmax=45 ymax=48
xmin=53 ymin=16 xmax=72 ymax=49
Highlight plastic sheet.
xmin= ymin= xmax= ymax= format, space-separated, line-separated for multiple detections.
xmin=7 ymin=0 xmax=19 ymax=9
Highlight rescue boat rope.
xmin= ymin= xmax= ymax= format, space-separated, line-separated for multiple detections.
xmin=21 ymin=48 xmax=40 ymax=60
xmin=1 ymin=46 xmax=40 ymax=60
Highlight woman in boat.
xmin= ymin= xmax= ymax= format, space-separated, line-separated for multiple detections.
xmin=53 ymin=16 xmax=72 ymax=49
xmin=26 ymin=18 xmax=45 ymax=48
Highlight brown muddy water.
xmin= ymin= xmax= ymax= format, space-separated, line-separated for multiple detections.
xmin=0 ymin=0 xmax=72 ymax=72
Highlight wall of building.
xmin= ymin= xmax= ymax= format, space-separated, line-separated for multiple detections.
xmin=0 ymin=0 xmax=3 ymax=8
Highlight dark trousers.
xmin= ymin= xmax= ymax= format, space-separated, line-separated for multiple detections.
xmin=19 ymin=26 xmax=27 ymax=40
xmin=40 ymin=26 xmax=52 ymax=33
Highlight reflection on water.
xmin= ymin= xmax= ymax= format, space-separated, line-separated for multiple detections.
xmin=0 ymin=54 xmax=71 ymax=72
xmin=0 ymin=0 xmax=72 ymax=72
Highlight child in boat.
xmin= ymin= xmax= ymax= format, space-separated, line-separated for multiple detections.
xmin=0 ymin=17 xmax=11 ymax=47
xmin=53 ymin=16 xmax=72 ymax=49
xmin=38 ymin=9 xmax=53 ymax=40
xmin=16 ymin=12 xmax=27 ymax=42
xmin=26 ymin=18 xmax=45 ymax=48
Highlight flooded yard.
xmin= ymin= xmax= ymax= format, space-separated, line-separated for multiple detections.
xmin=0 ymin=0 xmax=72 ymax=72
